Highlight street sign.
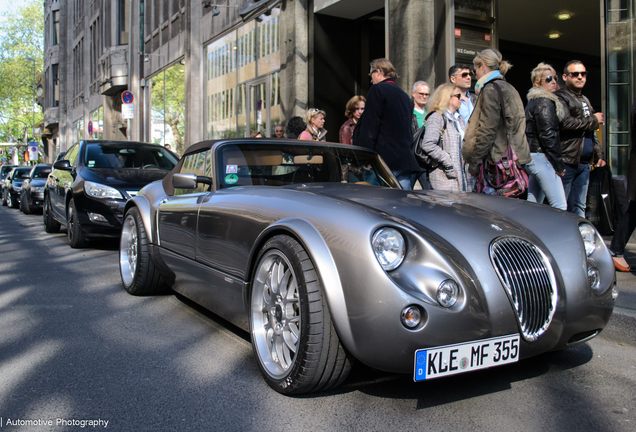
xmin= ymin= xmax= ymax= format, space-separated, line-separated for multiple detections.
xmin=88 ymin=120 xmax=94 ymax=137
xmin=122 ymin=103 xmax=134 ymax=119
xmin=28 ymin=143 xmax=38 ymax=162
xmin=122 ymin=91 xmax=134 ymax=104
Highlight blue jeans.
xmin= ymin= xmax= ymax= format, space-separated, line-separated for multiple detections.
xmin=392 ymin=170 xmax=418 ymax=190
xmin=562 ymin=163 xmax=590 ymax=217
xmin=524 ymin=153 xmax=567 ymax=210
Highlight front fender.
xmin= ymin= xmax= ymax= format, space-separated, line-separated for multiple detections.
xmin=124 ymin=195 xmax=155 ymax=244
xmin=247 ymin=218 xmax=356 ymax=353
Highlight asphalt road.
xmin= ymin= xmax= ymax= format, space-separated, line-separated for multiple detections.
xmin=0 ymin=205 xmax=634 ymax=432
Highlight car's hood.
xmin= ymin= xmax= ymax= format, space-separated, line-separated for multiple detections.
xmin=293 ymin=183 xmax=579 ymax=250
xmin=81 ymin=167 xmax=171 ymax=189
xmin=28 ymin=178 xmax=47 ymax=187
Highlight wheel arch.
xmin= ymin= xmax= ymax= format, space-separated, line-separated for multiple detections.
xmin=245 ymin=218 xmax=356 ymax=352
xmin=124 ymin=196 xmax=155 ymax=244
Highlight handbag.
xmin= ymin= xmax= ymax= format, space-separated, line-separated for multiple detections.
xmin=474 ymin=82 xmax=529 ymax=198
xmin=412 ymin=112 xmax=447 ymax=172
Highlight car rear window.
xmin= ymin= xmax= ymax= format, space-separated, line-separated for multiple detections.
xmin=84 ymin=144 xmax=178 ymax=170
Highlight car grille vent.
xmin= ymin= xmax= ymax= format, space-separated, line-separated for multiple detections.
xmin=490 ymin=237 xmax=558 ymax=342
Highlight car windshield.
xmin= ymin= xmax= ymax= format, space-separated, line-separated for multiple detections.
xmin=84 ymin=143 xmax=178 ymax=170
xmin=32 ymin=166 xmax=51 ymax=178
xmin=13 ymin=168 xmax=30 ymax=179
xmin=1 ymin=166 xmax=14 ymax=178
xmin=217 ymin=143 xmax=398 ymax=189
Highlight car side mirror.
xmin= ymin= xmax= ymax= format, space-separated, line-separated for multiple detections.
xmin=53 ymin=160 xmax=72 ymax=171
xmin=172 ymin=173 xmax=213 ymax=189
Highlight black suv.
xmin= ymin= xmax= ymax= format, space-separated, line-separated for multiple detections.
xmin=20 ymin=164 xmax=52 ymax=214
xmin=3 ymin=166 xmax=32 ymax=208
xmin=0 ymin=164 xmax=16 ymax=203
xmin=44 ymin=140 xmax=178 ymax=248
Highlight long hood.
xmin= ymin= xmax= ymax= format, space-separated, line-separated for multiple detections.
xmin=81 ymin=167 xmax=170 ymax=188
xmin=295 ymin=184 xmax=577 ymax=248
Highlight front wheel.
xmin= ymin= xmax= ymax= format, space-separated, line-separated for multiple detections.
xmin=120 ymin=207 xmax=168 ymax=295
xmin=20 ymin=192 xmax=31 ymax=214
xmin=67 ymin=199 xmax=87 ymax=248
xmin=43 ymin=194 xmax=61 ymax=233
xmin=250 ymin=235 xmax=352 ymax=394
xmin=8 ymin=191 xmax=17 ymax=209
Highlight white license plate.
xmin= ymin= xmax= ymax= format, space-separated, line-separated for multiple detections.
xmin=414 ymin=334 xmax=520 ymax=381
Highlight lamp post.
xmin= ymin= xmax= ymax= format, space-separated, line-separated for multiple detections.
xmin=24 ymin=57 xmax=36 ymax=141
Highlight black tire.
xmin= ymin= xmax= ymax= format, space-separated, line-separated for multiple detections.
xmin=119 ymin=207 xmax=168 ymax=295
xmin=67 ymin=198 xmax=87 ymax=248
xmin=1 ymin=189 xmax=6 ymax=206
xmin=20 ymin=192 xmax=31 ymax=214
xmin=249 ymin=235 xmax=352 ymax=394
xmin=8 ymin=191 xmax=17 ymax=209
xmin=43 ymin=194 xmax=61 ymax=233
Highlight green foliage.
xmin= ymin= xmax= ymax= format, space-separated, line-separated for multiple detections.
xmin=0 ymin=0 xmax=44 ymax=142
xmin=151 ymin=63 xmax=186 ymax=154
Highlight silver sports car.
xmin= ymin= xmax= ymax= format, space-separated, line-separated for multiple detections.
xmin=119 ymin=139 xmax=616 ymax=394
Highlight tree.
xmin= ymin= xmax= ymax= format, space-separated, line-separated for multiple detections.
xmin=0 ymin=0 xmax=44 ymax=143
xmin=150 ymin=64 xmax=185 ymax=154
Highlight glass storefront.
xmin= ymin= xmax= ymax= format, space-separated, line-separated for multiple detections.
xmin=74 ymin=117 xmax=84 ymax=143
xmin=89 ymin=106 xmax=103 ymax=140
xmin=150 ymin=62 xmax=185 ymax=153
xmin=205 ymin=8 xmax=281 ymax=139
xmin=605 ymin=0 xmax=633 ymax=176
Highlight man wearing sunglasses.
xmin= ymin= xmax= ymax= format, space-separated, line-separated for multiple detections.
xmin=555 ymin=60 xmax=605 ymax=218
xmin=449 ymin=65 xmax=474 ymax=123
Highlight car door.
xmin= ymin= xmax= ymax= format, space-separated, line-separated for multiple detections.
xmin=50 ymin=143 xmax=80 ymax=220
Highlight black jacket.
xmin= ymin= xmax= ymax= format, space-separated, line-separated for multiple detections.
xmin=525 ymin=87 xmax=566 ymax=173
xmin=353 ymin=79 xmax=420 ymax=173
xmin=555 ymin=86 xmax=603 ymax=165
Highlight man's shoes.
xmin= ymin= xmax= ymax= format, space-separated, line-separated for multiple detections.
xmin=613 ymin=256 xmax=631 ymax=272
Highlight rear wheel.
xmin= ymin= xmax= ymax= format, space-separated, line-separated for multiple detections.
xmin=250 ymin=235 xmax=352 ymax=394
xmin=43 ymin=194 xmax=61 ymax=233
xmin=20 ymin=192 xmax=31 ymax=214
xmin=120 ymin=207 xmax=168 ymax=295
xmin=67 ymin=199 xmax=87 ymax=248
xmin=8 ymin=191 xmax=17 ymax=209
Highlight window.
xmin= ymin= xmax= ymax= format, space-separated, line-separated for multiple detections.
xmin=117 ymin=0 xmax=129 ymax=45
xmin=150 ymin=62 xmax=185 ymax=154
xmin=52 ymin=10 xmax=59 ymax=45
xmin=73 ymin=39 xmax=84 ymax=97
xmin=66 ymin=143 xmax=80 ymax=167
xmin=90 ymin=17 xmax=102 ymax=81
xmin=176 ymin=150 xmax=209 ymax=195
xmin=90 ymin=106 xmax=103 ymax=139
xmin=52 ymin=64 xmax=59 ymax=107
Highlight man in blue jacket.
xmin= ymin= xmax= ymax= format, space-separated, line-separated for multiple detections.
xmin=353 ymin=58 xmax=421 ymax=189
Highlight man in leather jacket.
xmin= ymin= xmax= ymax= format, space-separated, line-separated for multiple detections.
xmin=555 ymin=60 xmax=605 ymax=217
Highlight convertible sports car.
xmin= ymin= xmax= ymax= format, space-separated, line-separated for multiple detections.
xmin=118 ymin=139 xmax=616 ymax=394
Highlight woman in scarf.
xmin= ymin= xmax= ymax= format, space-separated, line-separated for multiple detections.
xmin=299 ymin=109 xmax=327 ymax=141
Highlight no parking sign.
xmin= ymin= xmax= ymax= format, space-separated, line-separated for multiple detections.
xmin=28 ymin=143 xmax=38 ymax=162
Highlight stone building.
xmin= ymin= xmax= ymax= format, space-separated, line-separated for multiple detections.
xmin=42 ymin=0 xmax=636 ymax=176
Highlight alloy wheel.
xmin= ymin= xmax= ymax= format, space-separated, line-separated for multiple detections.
xmin=120 ymin=215 xmax=138 ymax=286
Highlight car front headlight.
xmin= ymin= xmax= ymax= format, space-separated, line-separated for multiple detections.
xmin=84 ymin=181 xmax=123 ymax=199
xmin=579 ymin=223 xmax=596 ymax=256
xmin=372 ymin=227 xmax=405 ymax=271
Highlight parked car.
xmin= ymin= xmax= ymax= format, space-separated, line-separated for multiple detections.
xmin=2 ymin=166 xmax=32 ymax=208
xmin=20 ymin=164 xmax=52 ymax=214
xmin=0 ymin=164 xmax=16 ymax=203
xmin=43 ymin=140 xmax=179 ymax=248
xmin=118 ymin=139 xmax=616 ymax=395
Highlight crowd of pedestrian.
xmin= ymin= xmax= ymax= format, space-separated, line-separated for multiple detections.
xmin=271 ymin=50 xmax=613 ymax=261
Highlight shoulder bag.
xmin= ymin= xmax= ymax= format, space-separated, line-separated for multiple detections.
xmin=474 ymin=82 xmax=529 ymax=198
xmin=412 ymin=111 xmax=447 ymax=172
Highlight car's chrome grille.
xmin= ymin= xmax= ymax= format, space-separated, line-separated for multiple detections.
xmin=490 ymin=237 xmax=558 ymax=342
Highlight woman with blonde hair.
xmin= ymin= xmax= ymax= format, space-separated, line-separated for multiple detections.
xmin=299 ymin=108 xmax=327 ymax=141
xmin=339 ymin=95 xmax=366 ymax=144
xmin=419 ymin=83 xmax=471 ymax=192
xmin=462 ymin=48 xmax=531 ymax=191
xmin=524 ymin=62 xmax=567 ymax=209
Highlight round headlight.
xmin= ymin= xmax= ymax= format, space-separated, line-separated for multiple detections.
xmin=371 ymin=227 xmax=405 ymax=271
xmin=579 ymin=224 xmax=596 ymax=256
xmin=437 ymin=280 xmax=459 ymax=308
xmin=587 ymin=265 xmax=601 ymax=293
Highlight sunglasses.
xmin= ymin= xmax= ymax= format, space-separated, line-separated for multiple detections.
xmin=541 ymin=75 xmax=555 ymax=83
xmin=368 ymin=69 xmax=378 ymax=77
xmin=457 ymin=72 xmax=472 ymax=78
xmin=567 ymin=71 xmax=587 ymax=78
xmin=452 ymin=93 xmax=462 ymax=99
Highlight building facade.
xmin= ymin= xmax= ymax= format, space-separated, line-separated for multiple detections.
xmin=42 ymin=0 xmax=635 ymax=176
